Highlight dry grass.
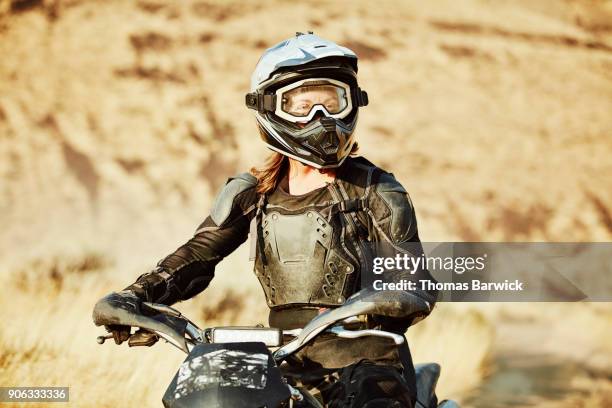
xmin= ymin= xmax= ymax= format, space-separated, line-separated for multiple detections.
xmin=0 ymin=253 xmax=180 ymax=407
xmin=408 ymin=305 xmax=494 ymax=401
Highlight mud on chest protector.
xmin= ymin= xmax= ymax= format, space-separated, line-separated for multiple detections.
xmin=251 ymin=207 xmax=357 ymax=308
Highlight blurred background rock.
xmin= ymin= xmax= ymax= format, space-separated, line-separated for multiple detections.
xmin=0 ymin=0 xmax=611 ymax=406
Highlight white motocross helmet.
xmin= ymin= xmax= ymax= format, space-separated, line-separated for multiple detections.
xmin=246 ymin=32 xmax=369 ymax=169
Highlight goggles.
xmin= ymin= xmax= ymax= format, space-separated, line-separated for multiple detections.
xmin=245 ymin=78 xmax=368 ymax=120
xmin=274 ymin=78 xmax=352 ymax=123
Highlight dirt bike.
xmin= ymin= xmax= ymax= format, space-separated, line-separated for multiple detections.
xmin=93 ymin=289 xmax=459 ymax=408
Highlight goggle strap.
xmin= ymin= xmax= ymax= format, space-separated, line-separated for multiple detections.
xmin=245 ymin=92 xmax=277 ymax=113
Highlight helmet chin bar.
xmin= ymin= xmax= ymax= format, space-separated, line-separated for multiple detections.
xmin=257 ymin=111 xmax=357 ymax=169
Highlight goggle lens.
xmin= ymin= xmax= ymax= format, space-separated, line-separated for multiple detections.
xmin=274 ymin=78 xmax=353 ymax=123
xmin=281 ymin=81 xmax=349 ymax=117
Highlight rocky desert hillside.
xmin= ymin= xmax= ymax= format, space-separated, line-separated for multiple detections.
xmin=0 ymin=0 xmax=611 ymax=407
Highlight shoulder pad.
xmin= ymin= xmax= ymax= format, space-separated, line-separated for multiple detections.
xmin=375 ymin=173 xmax=414 ymax=243
xmin=210 ymin=172 xmax=258 ymax=226
xmin=349 ymin=155 xmax=378 ymax=170
xmin=376 ymin=172 xmax=407 ymax=194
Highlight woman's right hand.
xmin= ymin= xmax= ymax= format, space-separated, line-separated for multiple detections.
xmin=93 ymin=290 xmax=143 ymax=344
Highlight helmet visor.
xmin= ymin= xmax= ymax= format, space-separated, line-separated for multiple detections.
xmin=275 ymin=78 xmax=353 ymax=123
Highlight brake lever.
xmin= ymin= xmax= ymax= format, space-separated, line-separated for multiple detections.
xmin=128 ymin=329 xmax=160 ymax=347
xmin=97 ymin=334 xmax=113 ymax=344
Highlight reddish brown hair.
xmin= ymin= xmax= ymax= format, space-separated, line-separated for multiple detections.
xmin=250 ymin=143 xmax=359 ymax=195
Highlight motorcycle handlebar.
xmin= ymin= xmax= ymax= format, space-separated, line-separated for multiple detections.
xmin=95 ymin=295 xmax=406 ymax=357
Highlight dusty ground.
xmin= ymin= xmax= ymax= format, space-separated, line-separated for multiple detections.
xmin=0 ymin=0 xmax=611 ymax=406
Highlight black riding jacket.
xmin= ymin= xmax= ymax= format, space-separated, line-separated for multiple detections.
xmin=125 ymin=156 xmax=437 ymax=366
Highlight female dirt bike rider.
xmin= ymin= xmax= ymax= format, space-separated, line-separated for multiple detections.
xmin=101 ymin=32 xmax=439 ymax=408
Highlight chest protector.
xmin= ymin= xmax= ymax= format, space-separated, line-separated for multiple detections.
xmin=252 ymin=192 xmax=367 ymax=309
